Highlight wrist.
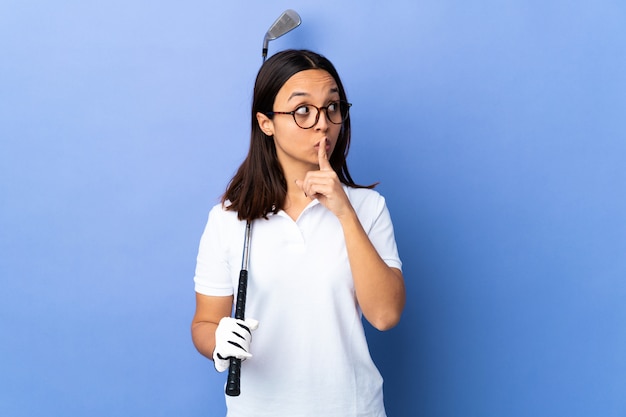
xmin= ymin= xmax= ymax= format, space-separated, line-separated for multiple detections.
xmin=337 ymin=207 xmax=359 ymax=229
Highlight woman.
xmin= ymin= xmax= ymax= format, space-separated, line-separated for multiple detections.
xmin=191 ymin=49 xmax=405 ymax=417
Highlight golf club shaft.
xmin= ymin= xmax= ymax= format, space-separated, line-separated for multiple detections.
xmin=225 ymin=221 xmax=251 ymax=397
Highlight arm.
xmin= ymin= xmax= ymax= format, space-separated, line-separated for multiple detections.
xmin=296 ymin=139 xmax=406 ymax=330
xmin=338 ymin=210 xmax=405 ymax=330
xmin=191 ymin=293 xmax=234 ymax=360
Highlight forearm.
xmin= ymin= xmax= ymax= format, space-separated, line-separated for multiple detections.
xmin=191 ymin=293 xmax=234 ymax=361
xmin=191 ymin=321 xmax=219 ymax=360
xmin=339 ymin=209 xmax=406 ymax=330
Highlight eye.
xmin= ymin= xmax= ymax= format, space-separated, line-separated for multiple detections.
xmin=294 ymin=105 xmax=311 ymax=115
xmin=327 ymin=101 xmax=340 ymax=113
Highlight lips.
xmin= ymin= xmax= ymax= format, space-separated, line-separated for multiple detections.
xmin=315 ymin=139 xmax=331 ymax=151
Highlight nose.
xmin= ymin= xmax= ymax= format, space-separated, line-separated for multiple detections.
xmin=314 ymin=108 xmax=330 ymax=130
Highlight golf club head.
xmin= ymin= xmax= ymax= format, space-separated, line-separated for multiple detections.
xmin=266 ymin=9 xmax=301 ymax=41
xmin=262 ymin=9 xmax=302 ymax=61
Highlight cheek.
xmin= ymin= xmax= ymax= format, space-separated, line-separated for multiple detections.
xmin=329 ymin=125 xmax=342 ymax=144
xmin=273 ymin=123 xmax=305 ymax=147
xmin=274 ymin=123 xmax=308 ymax=140
xmin=330 ymin=124 xmax=342 ymax=138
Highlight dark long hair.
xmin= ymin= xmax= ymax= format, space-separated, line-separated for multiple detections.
xmin=222 ymin=49 xmax=374 ymax=221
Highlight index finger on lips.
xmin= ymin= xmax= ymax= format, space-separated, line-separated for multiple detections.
xmin=318 ymin=138 xmax=332 ymax=171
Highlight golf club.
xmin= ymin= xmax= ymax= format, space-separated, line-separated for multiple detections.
xmin=224 ymin=10 xmax=302 ymax=398
xmin=262 ymin=9 xmax=302 ymax=62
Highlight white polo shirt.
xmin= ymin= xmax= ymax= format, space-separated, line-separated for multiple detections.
xmin=194 ymin=186 xmax=402 ymax=417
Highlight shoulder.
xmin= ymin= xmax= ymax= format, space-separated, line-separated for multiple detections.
xmin=344 ymin=186 xmax=399 ymax=245
xmin=208 ymin=201 xmax=235 ymax=217
xmin=206 ymin=202 xmax=246 ymax=232
xmin=344 ymin=186 xmax=386 ymax=211
xmin=199 ymin=202 xmax=248 ymax=258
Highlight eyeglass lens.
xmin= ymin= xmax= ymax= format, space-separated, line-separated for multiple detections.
xmin=294 ymin=102 xmax=349 ymax=128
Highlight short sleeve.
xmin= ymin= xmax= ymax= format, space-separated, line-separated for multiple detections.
xmin=350 ymin=188 xmax=403 ymax=271
xmin=193 ymin=205 xmax=235 ymax=296
xmin=369 ymin=196 xmax=403 ymax=271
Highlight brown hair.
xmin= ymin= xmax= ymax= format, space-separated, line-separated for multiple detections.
xmin=222 ymin=49 xmax=374 ymax=221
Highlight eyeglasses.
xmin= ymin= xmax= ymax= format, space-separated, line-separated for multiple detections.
xmin=266 ymin=101 xmax=352 ymax=129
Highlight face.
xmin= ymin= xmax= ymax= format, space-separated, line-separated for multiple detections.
xmin=257 ymin=69 xmax=343 ymax=173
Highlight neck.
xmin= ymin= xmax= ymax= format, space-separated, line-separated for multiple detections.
xmin=281 ymin=164 xmax=318 ymax=220
xmin=282 ymin=162 xmax=318 ymax=191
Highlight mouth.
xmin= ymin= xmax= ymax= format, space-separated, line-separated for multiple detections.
xmin=314 ymin=140 xmax=332 ymax=151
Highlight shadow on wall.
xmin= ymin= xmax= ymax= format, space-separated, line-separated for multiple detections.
xmin=354 ymin=122 xmax=428 ymax=417
xmin=352 ymin=89 xmax=445 ymax=416
xmin=363 ymin=197 xmax=434 ymax=417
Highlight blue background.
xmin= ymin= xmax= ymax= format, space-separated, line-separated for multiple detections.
xmin=1 ymin=1 xmax=625 ymax=416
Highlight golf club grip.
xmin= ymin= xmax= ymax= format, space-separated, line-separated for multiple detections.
xmin=225 ymin=269 xmax=248 ymax=396
xmin=225 ymin=358 xmax=242 ymax=396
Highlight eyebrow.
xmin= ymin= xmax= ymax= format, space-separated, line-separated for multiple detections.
xmin=288 ymin=87 xmax=339 ymax=101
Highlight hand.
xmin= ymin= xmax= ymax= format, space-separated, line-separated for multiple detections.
xmin=295 ymin=138 xmax=354 ymax=219
xmin=212 ymin=317 xmax=259 ymax=372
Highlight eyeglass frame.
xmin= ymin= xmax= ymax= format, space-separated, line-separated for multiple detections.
xmin=264 ymin=101 xmax=352 ymax=129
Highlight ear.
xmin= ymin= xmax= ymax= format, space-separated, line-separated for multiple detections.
xmin=256 ymin=112 xmax=275 ymax=137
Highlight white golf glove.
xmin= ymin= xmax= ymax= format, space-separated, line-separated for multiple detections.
xmin=213 ymin=316 xmax=259 ymax=372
